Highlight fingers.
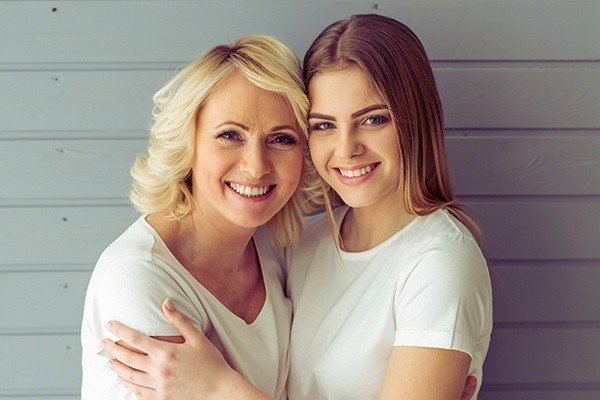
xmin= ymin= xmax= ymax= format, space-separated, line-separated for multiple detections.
xmin=114 ymin=367 xmax=157 ymax=400
xmin=161 ymin=299 xmax=206 ymax=347
xmin=101 ymin=338 xmax=150 ymax=373
xmin=105 ymin=320 xmax=155 ymax=354
xmin=460 ymin=375 xmax=478 ymax=400
xmin=107 ymin=357 xmax=154 ymax=393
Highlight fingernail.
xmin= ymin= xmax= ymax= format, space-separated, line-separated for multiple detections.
xmin=105 ymin=321 xmax=114 ymax=330
xmin=99 ymin=339 xmax=108 ymax=348
xmin=468 ymin=376 xmax=477 ymax=387
xmin=106 ymin=360 xmax=113 ymax=369
xmin=164 ymin=298 xmax=174 ymax=312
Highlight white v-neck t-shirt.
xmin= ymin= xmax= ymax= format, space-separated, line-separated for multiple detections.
xmin=81 ymin=216 xmax=291 ymax=400
xmin=286 ymin=207 xmax=492 ymax=399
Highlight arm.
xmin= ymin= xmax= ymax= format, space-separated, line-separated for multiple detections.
xmin=104 ymin=300 xmax=480 ymax=400
xmin=102 ymin=299 xmax=271 ymax=400
xmin=81 ymin=255 xmax=204 ymax=400
xmin=382 ymin=237 xmax=491 ymax=399
xmin=379 ymin=346 xmax=471 ymax=399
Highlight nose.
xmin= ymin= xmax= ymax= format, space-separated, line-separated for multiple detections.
xmin=240 ymin=141 xmax=271 ymax=178
xmin=334 ymin=127 xmax=364 ymax=159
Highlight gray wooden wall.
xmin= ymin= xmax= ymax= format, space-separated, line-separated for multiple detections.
xmin=1 ymin=1 xmax=599 ymax=399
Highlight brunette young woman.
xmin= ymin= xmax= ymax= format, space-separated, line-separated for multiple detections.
xmin=101 ymin=14 xmax=492 ymax=400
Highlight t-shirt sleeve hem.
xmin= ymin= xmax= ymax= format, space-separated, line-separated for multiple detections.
xmin=394 ymin=330 xmax=476 ymax=360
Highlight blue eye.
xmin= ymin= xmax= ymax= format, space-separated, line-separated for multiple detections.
xmin=364 ymin=115 xmax=388 ymax=126
xmin=311 ymin=122 xmax=335 ymax=131
xmin=268 ymin=133 xmax=298 ymax=149
xmin=217 ymin=131 xmax=241 ymax=141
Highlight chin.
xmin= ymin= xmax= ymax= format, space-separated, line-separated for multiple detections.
xmin=235 ymin=211 xmax=278 ymax=229
xmin=335 ymin=193 xmax=375 ymax=209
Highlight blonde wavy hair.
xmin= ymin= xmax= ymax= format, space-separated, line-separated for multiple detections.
xmin=130 ymin=35 xmax=321 ymax=246
xmin=304 ymin=14 xmax=482 ymax=243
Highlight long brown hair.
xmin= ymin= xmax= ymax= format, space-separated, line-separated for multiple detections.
xmin=304 ymin=14 xmax=481 ymax=241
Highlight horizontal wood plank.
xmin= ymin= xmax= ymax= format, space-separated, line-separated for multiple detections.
xmin=0 ymin=271 xmax=91 ymax=334
xmin=467 ymin=200 xmax=600 ymax=261
xmin=2 ymin=67 xmax=600 ymax=132
xmin=0 ymin=335 xmax=80 ymax=396
xmin=447 ymin=136 xmax=600 ymax=196
xmin=0 ymin=1 xmax=598 ymax=63
xmin=490 ymin=265 xmax=600 ymax=323
xmin=0 ymin=206 xmax=138 ymax=265
xmin=0 ymin=397 xmax=79 ymax=400
xmin=0 ymin=139 xmax=145 ymax=202
xmin=484 ymin=328 xmax=600 ymax=384
xmin=0 ymin=70 xmax=166 ymax=132
xmin=437 ymin=67 xmax=600 ymax=129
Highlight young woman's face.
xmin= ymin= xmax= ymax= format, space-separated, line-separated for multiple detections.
xmin=308 ymin=67 xmax=402 ymax=211
xmin=192 ymin=70 xmax=303 ymax=230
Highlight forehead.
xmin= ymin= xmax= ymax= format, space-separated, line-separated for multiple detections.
xmin=199 ymin=70 xmax=297 ymax=127
xmin=308 ymin=67 xmax=384 ymax=113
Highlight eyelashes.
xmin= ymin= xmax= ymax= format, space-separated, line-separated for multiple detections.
xmin=363 ymin=115 xmax=389 ymax=126
xmin=215 ymin=130 xmax=299 ymax=149
xmin=309 ymin=114 xmax=390 ymax=132
xmin=311 ymin=122 xmax=335 ymax=131
xmin=216 ymin=130 xmax=240 ymax=141
xmin=268 ymin=134 xmax=298 ymax=147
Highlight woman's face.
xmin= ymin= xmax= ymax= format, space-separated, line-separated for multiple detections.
xmin=192 ymin=70 xmax=303 ymax=231
xmin=308 ymin=67 xmax=402 ymax=211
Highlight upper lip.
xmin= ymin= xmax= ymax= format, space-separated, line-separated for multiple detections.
xmin=335 ymin=162 xmax=378 ymax=170
xmin=226 ymin=180 xmax=273 ymax=187
xmin=335 ymin=162 xmax=379 ymax=172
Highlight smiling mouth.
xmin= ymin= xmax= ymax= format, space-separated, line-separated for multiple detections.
xmin=228 ymin=182 xmax=274 ymax=197
xmin=337 ymin=163 xmax=379 ymax=178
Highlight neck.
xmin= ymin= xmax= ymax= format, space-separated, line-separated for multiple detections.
xmin=148 ymin=210 xmax=256 ymax=274
xmin=340 ymin=201 xmax=415 ymax=252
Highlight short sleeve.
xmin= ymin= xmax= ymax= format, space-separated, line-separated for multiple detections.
xmin=83 ymin=257 xmax=207 ymax=356
xmin=393 ymin=236 xmax=492 ymax=359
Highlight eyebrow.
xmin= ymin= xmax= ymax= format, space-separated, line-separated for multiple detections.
xmin=308 ymin=104 xmax=388 ymax=120
xmin=270 ymin=125 xmax=298 ymax=133
xmin=351 ymin=104 xmax=388 ymax=118
xmin=214 ymin=121 xmax=297 ymax=133
xmin=215 ymin=121 xmax=249 ymax=131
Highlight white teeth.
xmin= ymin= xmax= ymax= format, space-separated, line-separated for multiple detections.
xmin=229 ymin=183 xmax=271 ymax=197
xmin=339 ymin=165 xmax=373 ymax=178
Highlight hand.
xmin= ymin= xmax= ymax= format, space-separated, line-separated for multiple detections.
xmin=460 ymin=375 xmax=478 ymax=400
xmin=100 ymin=299 xmax=234 ymax=400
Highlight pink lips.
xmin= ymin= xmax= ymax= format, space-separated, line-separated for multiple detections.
xmin=335 ymin=162 xmax=379 ymax=184
xmin=227 ymin=182 xmax=275 ymax=201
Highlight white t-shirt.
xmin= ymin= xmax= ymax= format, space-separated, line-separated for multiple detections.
xmin=286 ymin=207 xmax=493 ymax=399
xmin=81 ymin=216 xmax=291 ymax=400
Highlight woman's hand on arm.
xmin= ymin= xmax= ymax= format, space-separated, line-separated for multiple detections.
xmin=100 ymin=299 xmax=271 ymax=400
xmin=378 ymin=346 xmax=472 ymax=400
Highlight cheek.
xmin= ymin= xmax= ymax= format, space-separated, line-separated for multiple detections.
xmin=308 ymin=138 xmax=328 ymax=173
xmin=276 ymin=149 xmax=303 ymax=184
xmin=290 ymin=150 xmax=305 ymax=184
xmin=192 ymin=147 xmax=231 ymax=180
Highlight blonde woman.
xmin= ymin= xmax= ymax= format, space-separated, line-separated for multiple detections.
xmin=80 ymin=35 xmax=319 ymax=400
